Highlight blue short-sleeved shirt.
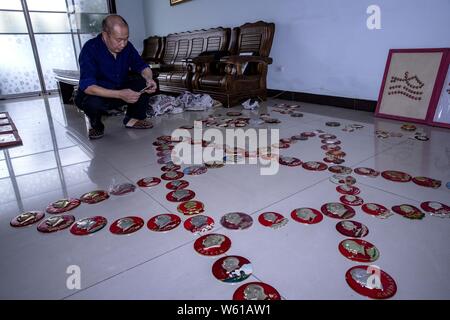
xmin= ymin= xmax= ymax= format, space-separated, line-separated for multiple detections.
xmin=78 ymin=34 xmax=148 ymax=92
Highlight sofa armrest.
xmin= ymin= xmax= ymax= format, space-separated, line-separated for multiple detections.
xmin=220 ymin=55 xmax=273 ymax=65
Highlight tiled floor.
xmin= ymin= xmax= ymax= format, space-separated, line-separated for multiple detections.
xmin=0 ymin=95 xmax=449 ymax=300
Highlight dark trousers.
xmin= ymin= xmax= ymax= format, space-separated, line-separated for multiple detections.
xmin=74 ymin=77 xmax=151 ymax=131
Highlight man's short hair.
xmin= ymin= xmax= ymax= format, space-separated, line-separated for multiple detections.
xmin=102 ymin=14 xmax=129 ymax=33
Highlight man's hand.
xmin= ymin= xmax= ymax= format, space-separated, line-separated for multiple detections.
xmin=118 ymin=89 xmax=141 ymax=103
xmin=144 ymin=79 xmax=157 ymax=94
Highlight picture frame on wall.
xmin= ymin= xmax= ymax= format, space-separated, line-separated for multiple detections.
xmin=428 ymin=50 xmax=450 ymax=128
xmin=170 ymin=0 xmax=190 ymax=6
xmin=375 ymin=48 xmax=450 ymax=126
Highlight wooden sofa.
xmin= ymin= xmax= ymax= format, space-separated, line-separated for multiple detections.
xmin=142 ymin=21 xmax=274 ymax=107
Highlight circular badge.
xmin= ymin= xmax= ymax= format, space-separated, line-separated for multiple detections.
xmin=10 ymin=211 xmax=45 ymax=227
xmin=184 ymin=215 xmax=215 ymax=234
xmin=381 ymin=170 xmax=412 ymax=183
xmin=233 ymin=282 xmax=281 ymax=300
xmin=361 ymin=203 xmax=392 ymax=219
xmin=161 ymin=163 xmax=181 ymax=172
xmin=70 ymin=216 xmax=107 ymax=236
xmin=212 ymin=256 xmax=252 ymax=283
xmin=336 ymin=185 xmax=361 ymax=195
xmin=290 ymin=111 xmax=303 ymax=117
xmin=157 ymin=135 xmax=173 ymax=142
xmin=321 ymin=139 xmax=341 ymax=145
xmin=401 ymin=123 xmax=416 ymax=131
xmin=227 ymin=111 xmax=242 ymax=117
xmin=158 ymin=155 xmax=179 ymax=165
xmin=37 ymin=214 xmax=75 ymax=233
xmin=109 ymin=183 xmax=136 ymax=196
xmin=340 ymin=195 xmax=364 ymax=206
xmin=291 ymin=134 xmax=308 ymax=141
xmin=194 ymin=233 xmax=232 ymax=256
xmin=177 ymin=200 xmax=205 ymax=215
xmin=153 ymin=140 xmax=165 ymax=147
xmin=338 ymin=239 xmax=380 ymax=262
xmin=279 ymin=156 xmax=302 ymax=166
xmin=319 ymin=134 xmax=337 ymax=139
xmin=324 ymin=156 xmax=345 ymax=164
xmin=264 ymin=118 xmax=281 ymax=124
xmin=302 ymin=161 xmax=328 ymax=171
xmin=137 ymin=177 xmax=161 ymax=187
xmin=258 ymin=212 xmax=288 ymax=229
xmin=166 ymin=180 xmax=189 ymax=190
xmin=336 ymin=220 xmax=369 ymax=238
xmin=205 ymin=161 xmax=225 ymax=169
xmin=156 ymin=144 xmax=174 ymax=152
xmin=183 ymin=165 xmax=208 ymax=176
xmin=345 ymin=265 xmax=397 ymax=299
xmin=271 ymin=142 xmax=290 ymax=149
xmin=420 ymin=201 xmax=450 ymax=218
xmin=321 ymin=202 xmax=356 ymax=219
xmin=166 ymin=189 xmax=196 ymax=202
xmin=412 ymin=176 xmax=441 ymax=189
xmin=392 ymin=204 xmax=425 ymax=220
xmin=326 ymin=121 xmax=340 ymax=127
xmin=329 ymin=165 xmax=353 ymax=175
xmin=301 ymin=131 xmax=316 ymax=137
xmin=220 ymin=212 xmax=253 ymax=230
xmin=321 ymin=144 xmax=341 ymax=151
xmin=161 ymin=171 xmax=184 ymax=181
xmin=156 ymin=150 xmax=172 ymax=158
xmin=46 ymin=198 xmax=81 ymax=214
xmin=109 ymin=216 xmax=144 ymax=235
xmin=147 ymin=214 xmax=181 ymax=232
xmin=354 ymin=167 xmax=380 ymax=177
xmin=290 ymin=208 xmax=323 ymax=224
xmin=80 ymin=190 xmax=109 ymax=204
xmin=330 ymin=174 xmax=356 ymax=186
xmin=326 ymin=150 xmax=346 ymax=159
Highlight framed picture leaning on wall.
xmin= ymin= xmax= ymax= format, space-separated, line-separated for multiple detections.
xmin=429 ymin=50 xmax=450 ymax=128
xmin=375 ymin=48 xmax=450 ymax=126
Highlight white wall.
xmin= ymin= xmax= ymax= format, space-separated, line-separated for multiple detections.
xmin=136 ymin=0 xmax=449 ymax=100
xmin=116 ymin=0 xmax=146 ymax=53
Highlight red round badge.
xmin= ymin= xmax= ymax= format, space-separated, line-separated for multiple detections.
xmin=361 ymin=203 xmax=392 ymax=219
xmin=194 ymin=233 xmax=232 ymax=256
xmin=412 ymin=176 xmax=441 ymax=189
xmin=301 ymin=131 xmax=316 ymax=137
xmin=258 ymin=212 xmax=288 ymax=229
xmin=70 ymin=216 xmax=107 ymax=235
xmin=109 ymin=183 xmax=136 ymax=196
xmin=166 ymin=180 xmax=190 ymax=190
xmin=212 ymin=256 xmax=253 ymax=283
xmin=336 ymin=185 xmax=361 ymax=195
xmin=10 ymin=211 xmax=44 ymax=227
xmin=321 ymin=202 xmax=356 ymax=219
xmin=340 ymin=195 xmax=364 ymax=206
xmin=161 ymin=171 xmax=184 ymax=181
xmin=354 ymin=167 xmax=380 ymax=178
xmin=147 ymin=214 xmax=181 ymax=232
xmin=330 ymin=174 xmax=357 ymax=186
xmin=80 ymin=190 xmax=109 ymax=204
xmin=420 ymin=201 xmax=450 ymax=218
xmin=381 ymin=170 xmax=412 ymax=183
xmin=392 ymin=204 xmax=425 ymax=220
xmin=37 ymin=214 xmax=75 ymax=233
xmin=329 ymin=165 xmax=353 ymax=175
xmin=220 ymin=212 xmax=253 ymax=230
xmin=161 ymin=163 xmax=181 ymax=172
xmin=166 ymin=189 xmax=195 ymax=202
xmin=233 ymin=282 xmax=281 ymax=300
xmin=156 ymin=144 xmax=174 ymax=152
xmin=321 ymin=139 xmax=341 ymax=145
xmin=302 ymin=161 xmax=328 ymax=171
xmin=279 ymin=156 xmax=302 ymax=166
xmin=183 ymin=165 xmax=208 ymax=175
xmin=137 ymin=177 xmax=161 ymax=187
xmin=319 ymin=134 xmax=337 ymax=139
xmin=290 ymin=208 xmax=323 ymax=224
xmin=336 ymin=220 xmax=369 ymax=238
xmin=184 ymin=215 xmax=215 ymax=234
xmin=110 ymin=216 xmax=144 ymax=235
xmin=338 ymin=239 xmax=380 ymax=262
xmin=321 ymin=144 xmax=341 ymax=151
xmin=177 ymin=200 xmax=205 ymax=215
xmin=345 ymin=265 xmax=397 ymax=299
xmin=46 ymin=198 xmax=81 ymax=214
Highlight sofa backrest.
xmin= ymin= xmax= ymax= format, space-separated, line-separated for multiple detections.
xmin=230 ymin=21 xmax=275 ymax=57
xmin=141 ymin=36 xmax=164 ymax=63
xmin=163 ymin=27 xmax=231 ymax=68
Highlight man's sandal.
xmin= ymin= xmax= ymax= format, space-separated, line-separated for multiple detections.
xmin=124 ymin=118 xmax=153 ymax=129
